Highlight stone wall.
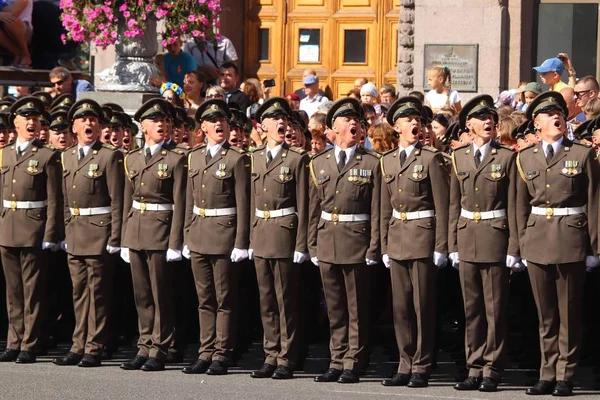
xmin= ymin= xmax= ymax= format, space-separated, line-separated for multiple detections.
xmin=397 ymin=0 xmax=415 ymax=96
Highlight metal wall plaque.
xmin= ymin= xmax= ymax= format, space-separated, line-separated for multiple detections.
xmin=423 ymin=44 xmax=479 ymax=92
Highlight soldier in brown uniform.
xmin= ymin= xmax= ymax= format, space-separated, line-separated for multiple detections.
xmin=516 ymin=92 xmax=600 ymax=397
xmin=0 ymin=97 xmax=62 ymax=363
xmin=246 ymin=97 xmax=310 ymax=380
xmin=119 ymin=98 xmax=187 ymax=372
xmin=180 ymin=99 xmax=250 ymax=375
xmin=380 ymin=97 xmax=450 ymax=388
xmin=448 ymin=95 xmax=519 ymax=392
xmin=308 ymin=98 xmax=381 ymax=384
xmin=51 ymin=100 xmax=124 ymax=367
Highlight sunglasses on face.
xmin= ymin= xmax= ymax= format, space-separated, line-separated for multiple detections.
xmin=574 ymin=90 xmax=592 ymax=98
xmin=164 ymin=96 xmax=175 ymax=101
xmin=52 ymin=78 xmax=67 ymax=86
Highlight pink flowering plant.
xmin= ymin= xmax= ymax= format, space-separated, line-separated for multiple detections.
xmin=60 ymin=0 xmax=222 ymax=50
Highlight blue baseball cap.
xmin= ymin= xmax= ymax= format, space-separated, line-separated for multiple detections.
xmin=533 ymin=57 xmax=564 ymax=75
xmin=303 ymin=74 xmax=319 ymax=85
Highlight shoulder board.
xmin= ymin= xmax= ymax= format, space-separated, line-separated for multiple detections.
xmin=4 ymin=140 xmax=16 ymax=148
xmin=519 ymin=143 xmax=536 ymax=152
xmin=174 ymin=148 xmax=187 ymax=155
xmin=381 ymin=148 xmax=397 ymax=158
xmin=254 ymin=144 xmax=266 ymax=151
xmin=45 ymin=144 xmax=57 ymax=150
xmin=288 ymin=146 xmax=306 ymax=155
xmin=176 ymin=144 xmax=191 ymax=150
xmin=228 ymin=146 xmax=245 ymax=154
xmin=421 ymin=145 xmax=439 ymax=153
xmin=573 ymin=140 xmax=592 ymax=148
xmin=311 ymin=147 xmax=333 ymax=161
xmin=102 ymin=143 xmax=117 ymax=150
xmin=65 ymin=143 xmax=77 ymax=151
xmin=32 ymin=139 xmax=45 ymax=148
xmin=453 ymin=143 xmax=470 ymax=151
xmin=497 ymin=143 xmax=515 ymax=152
xmin=362 ymin=147 xmax=382 ymax=158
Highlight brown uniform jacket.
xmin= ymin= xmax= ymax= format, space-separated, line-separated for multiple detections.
xmin=184 ymin=142 xmax=250 ymax=255
xmin=448 ymin=141 xmax=518 ymax=263
xmin=250 ymin=143 xmax=310 ymax=258
xmin=0 ymin=139 xmax=61 ymax=247
xmin=62 ymin=141 xmax=124 ymax=256
xmin=516 ymin=139 xmax=600 ymax=264
xmin=380 ymin=143 xmax=450 ymax=260
xmin=122 ymin=145 xmax=187 ymax=251
xmin=308 ymin=146 xmax=381 ymax=264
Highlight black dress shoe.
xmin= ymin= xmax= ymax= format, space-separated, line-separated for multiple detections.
xmin=53 ymin=352 xmax=82 ymax=366
xmin=272 ymin=365 xmax=293 ymax=380
xmin=0 ymin=349 xmax=20 ymax=362
xmin=479 ymin=377 xmax=499 ymax=392
xmin=120 ymin=355 xmax=148 ymax=370
xmin=206 ymin=360 xmax=228 ymax=375
xmin=15 ymin=351 xmax=36 ymax=363
xmin=314 ymin=368 xmax=342 ymax=382
xmin=182 ymin=359 xmax=211 ymax=374
xmin=165 ymin=351 xmax=183 ymax=364
xmin=526 ymin=380 xmax=556 ymax=395
xmin=78 ymin=354 xmax=101 ymax=367
xmin=552 ymin=381 xmax=573 ymax=397
xmin=251 ymin=363 xmax=276 ymax=378
xmin=141 ymin=357 xmax=165 ymax=371
xmin=382 ymin=373 xmax=411 ymax=386
xmin=407 ymin=373 xmax=429 ymax=388
xmin=455 ymin=376 xmax=482 ymax=390
xmin=337 ymin=369 xmax=359 ymax=384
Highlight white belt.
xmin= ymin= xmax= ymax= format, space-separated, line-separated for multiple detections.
xmin=193 ymin=206 xmax=237 ymax=217
xmin=392 ymin=209 xmax=435 ymax=221
xmin=132 ymin=200 xmax=173 ymax=212
xmin=3 ymin=200 xmax=47 ymax=210
xmin=531 ymin=206 xmax=584 ymax=217
xmin=69 ymin=206 xmax=111 ymax=216
xmin=321 ymin=211 xmax=369 ymax=222
xmin=461 ymin=208 xmax=506 ymax=221
xmin=255 ymin=207 xmax=296 ymax=219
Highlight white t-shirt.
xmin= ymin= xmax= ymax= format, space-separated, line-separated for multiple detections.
xmin=425 ymin=89 xmax=461 ymax=111
xmin=183 ymin=36 xmax=238 ymax=68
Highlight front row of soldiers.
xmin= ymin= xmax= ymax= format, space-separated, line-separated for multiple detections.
xmin=0 ymin=90 xmax=596 ymax=396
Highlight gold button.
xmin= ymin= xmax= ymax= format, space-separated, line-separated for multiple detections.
xmin=201 ymin=200 xmax=205 ymax=203
xmin=228 ymin=222 xmax=232 ymax=225
xmin=263 ymin=188 xmax=267 ymax=191
xmin=399 ymin=205 xmax=404 ymax=208
xmin=72 ymin=185 xmax=76 ymax=189
xmin=11 ymin=179 xmax=15 ymax=183
xmin=546 ymin=201 xmax=551 ymax=205
xmin=141 ymin=182 xmax=145 ymax=186
xmin=72 ymin=201 xmax=75 ymax=204
xmin=202 ymin=184 xmax=205 ymax=188
xmin=578 ymin=222 xmax=582 ymax=226
xmin=475 ymin=204 xmax=479 ymax=208
xmin=546 ymin=184 xmax=551 ymax=188
xmin=141 ymin=196 xmax=144 ymax=200
xmin=335 ymin=190 xmax=340 ymax=194
xmin=547 ymin=168 xmax=551 ymax=172
xmin=100 ymin=221 xmax=103 ymax=225
xmin=203 ymin=170 xmax=206 ymax=174
xmin=333 ymin=207 xmax=338 ymax=211
xmin=475 ymin=188 xmax=479 ymax=192
xmin=503 ymin=224 xmax=506 ymax=228
xmin=399 ymin=189 xmax=402 ymax=192
xmin=264 ymin=204 xmax=268 ymax=207
xmin=166 ymin=217 xmax=170 ymax=221
xmin=11 ymin=194 xmax=15 ymax=197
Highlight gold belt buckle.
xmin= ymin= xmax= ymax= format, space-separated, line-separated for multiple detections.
xmin=198 ymin=208 xmax=206 ymax=218
xmin=10 ymin=200 xmax=16 ymax=211
xmin=263 ymin=210 xmax=270 ymax=220
xmin=331 ymin=213 xmax=339 ymax=222
xmin=546 ymin=207 xmax=554 ymax=219
xmin=473 ymin=211 xmax=481 ymax=223
xmin=72 ymin=208 xmax=80 ymax=216
xmin=139 ymin=202 xmax=146 ymax=214
xmin=400 ymin=212 xmax=407 ymax=222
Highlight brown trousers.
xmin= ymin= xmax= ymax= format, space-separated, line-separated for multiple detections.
xmin=460 ymin=261 xmax=509 ymax=380
xmin=320 ymin=262 xmax=370 ymax=371
xmin=0 ymin=246 xmax=46 ymax=352
xmin=191 ymin=252 xmax=239 ymax=363
xmin=67 ymin=253 xmax=114 ymax=356
xmin=254 ymin=256 xmax=300 ymax=368
xmin=390 ymin=258 xmax=437 ymax=375
xmin=528 ymin=261 xmax=585 ymax=382
xmin=129 ymin=249 xmax=174 ymax=360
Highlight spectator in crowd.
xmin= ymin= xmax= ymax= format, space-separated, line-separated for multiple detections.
xmin=299 ymin=74 xmax=328 ymax=118
xmin=309 ymin=127 xmax=327 ymax=155
xmin=354 ymin=77 xmax=368 ymax=90
xmin=409 ymin=90 xmax=425 ymax=103
xmin=496 ymin=105 xmax=513 ymax=120
xmin=583 ymin=97 xmax=600 ymax=121
xmin=219 ymin=62 xmax=250 ymax=112
xmin=425 ymin=65 xmax=461 ymax=113
xmin=183 ymin=70 xmax=205 ymax=115
xmin=150 ymin=37 xmax=196 ymax=89
xmin=431 ymin=112 xmax=449 ymax=142
xmin=362 ymin=103 xmax=377 ymax=128
xmin=160 ymin=82 xmax=186 ymax=108
xmin=241 ymin=78 xmax=263 ymax=118
xmin=520 ymin=82 xmax=542 ymax=111
xmin=497 ymin=116 xmax=518 ymax=149
xmin=379 ymin=84 xmax=397 ymax=104
xmin=49 ymin=66 xmax=93 ymax=97
xmin=285 ymin=93 xmax=300 ymax=110
xmin=560 ymin=86 xmax=585 ymax=140
xmin=368 ymin=123 xmax=395 ymax=153
xmin=205 ymin=85 xmax=225 ymax=101
xmin=515 ymin=81 xmax=528 ymax=110
xmin=0 ymin=0 xmax=33 ymax=68
xmin=557 ymin=52 xmax=578 ymax=88
xmin=533 ymin=57 xmax=569 ymax=92
xmin=360 ymin=83 xmax=378 ymax=105
xmin=183 ymin=35 xmax=238 ymax=83
xmin=294 ymin=69 xmax=327 ymax=100
xmin=495 ymin=91 xmax=514 ymax=109
xmin=574 ymin=75 xmax=599 ymax=110
xmin=14 ymin=85 xmax=28 ymax=98
xmin=346 ymin=88 xmax=360 ymax=100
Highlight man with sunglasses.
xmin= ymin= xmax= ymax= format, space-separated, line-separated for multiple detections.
xmin=449 ymin=95 xmax=519 ymax=392
xmin=574 ymin=76 xmax=599 ymax=110
xmin=49 ymin=67 xmax=93 ymax=98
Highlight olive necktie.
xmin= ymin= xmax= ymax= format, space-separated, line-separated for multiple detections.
xmin=16 ymin=147 xmax=23 ymax=160
xmin=78 ymin=148 xmax=85 ymax=164
xmin=266 ymin=151 xmax=273 ymax=167
xmin=206 ymin=150 xmax=212 ymax=164
xmin=474 ymin=149 xmax=481 ymax=168
xmin=399 ymin=150 xmax=407 ymax=167
xmin=337 ymin=150 xmax=346 ymax=172
xmin=145 ymin=147 xmax=152 ymax=164
xmin=546 ymin=144 xmax=554 ymax=164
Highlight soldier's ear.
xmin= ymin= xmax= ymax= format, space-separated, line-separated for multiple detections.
xmin=392 ymin=123 xmax=401 ymax=134
xmin=261 ymin=123 xmax=267 ymax=131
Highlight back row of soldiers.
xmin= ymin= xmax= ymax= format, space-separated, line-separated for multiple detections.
xmin=0 ymin=90 xmax=596 ymax=397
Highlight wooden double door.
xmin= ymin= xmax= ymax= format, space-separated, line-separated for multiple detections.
xmin=244 ymin=0 xmax=400 ymax=99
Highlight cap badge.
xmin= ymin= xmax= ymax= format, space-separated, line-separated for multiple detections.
xmin=274 ymin=102 xmax=280 ymax=109
xmin=27 ymin=102 xmax=34 ymax=109
xmin=153 ymin=104 xmax=161 ymax=111
xmin=57 ymin=117 xmax=63 ymax=122
xmin=407 ymin=102 xmax=416 ymax=108
xmin=65 ymin=98 xmax=72 ymax=104
xmin=480 ymin=100 xmax=487 ymax=107
xmin=210 ymin=104 xmax=218 ymax=111
xmin=548 ymin=97 xmax=556 ymax=103
xmin=83 ymin=103 xmax=91 ymax=110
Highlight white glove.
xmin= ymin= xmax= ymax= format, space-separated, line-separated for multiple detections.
xmin=106 ymin=245 xmax=120 ymax=254
xmin=311 ymin=256 xmax=319 ymax=266
xmin=120 ymin=247 xmax=130 ymax=263
xmin=512 ymin=262 xmax=526 ymax=272
xmin=586 ymin=255 xmax=600 ymax=272
xmin=60 ymin=241 xmax=67 ymax=251
xmin=42 ymin=241 xmax=60 ymax=252
xmin=449 ymin=252 xmax=459 ymax=269
xmin=382 ymin=254 xmax=390 ymax=269
xmin=506 ymin=255 xmax=519 ymax=269
xmin=433 ymin=252 xmax=447 ymax=268
xmin=166 ymin=249 xmax=182 ymax=262
xmin=365 ymin=258 xmax=378 ymax=266
xmin=248 ymin=248 xmax=254 ymax=260
xmin=230 ymin=248 xmax=249 ymax=263
xmin=522 ymin=259 xmax=528 ymax=267
xmin=293 ymin=251 xmax=309 ymax=264
xmin=182 ymin=245 xmax=191 ymax=259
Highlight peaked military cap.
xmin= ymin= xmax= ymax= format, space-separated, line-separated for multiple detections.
xmin=68 ymin=99 xmax=103 ymax=121
xmin=195 ymin=99 xmax=231 ymax=122
xmin=51 ymin=93 xmax=75 ymax=111
xmin=9 ymin=96 xmax=44 ymax=126
xmin=526 ymin=91 xmax=568 ymax=121
xmin=327 ymin=97 xmax=362 ymax=129
xmin=102 ymin=102 xmax=125 ymax=112
xmin=255 ymin=97 xmax=292 ymax=123
xmin=441 ymin=121 xmax=460 ymax=145
xmin=32 ymin=91 xmax=52 ymax=108
xmin=511 ymin=120 xmax=534 ymax=140
xmin=0 ymin=101 xmax=12 ymax=114
xmin=458 ymin=94 xmax=497 ymax=131
xmin=110 ymin=111 xmax=129 ymax=128
xmin=386 ymin=96 xmax=424 ymax=125
xmin=50 ymin=109 xmax=69 ymax=131
xmin=134 ymin=98 xmax=173 ymax=122
xmin=40 ymin=111 xmax=51 ymax=126
xmin=174 ymin=106 xmax=188 ymax=128
xmin=0 ymin=113 xmax=8 ymax=129
xmin=573 ymin=119 xmax=593 ymax=141
xmin=1 ymin=95 xmax=16 ymax=104
xmin=422 ymin=105 xmax=434 ymax=124
xmin=230 ymin=108 xmax=249 ymax=129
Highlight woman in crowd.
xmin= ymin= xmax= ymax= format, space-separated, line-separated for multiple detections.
xmin=584 ymin=97 xmax=600 ymax=120
xmin=205 ymin=85 xmax=226 ymax=100
xmin=161 ymin=82 xmax=186 ymax=108
xmin=183 ymin=71 xmax=205 ymax=115
xmin=242 ymin=78 xmax=263 ymax=118
xmin=431 ymin=113 xmax=449 ymax=142
xmin=497 ymin=116 xmax=519 ymax=149
xmin=368 ymin=123 xmax=396 ymax=153
xmin=309 ymin=128 xmax=327 ymax=155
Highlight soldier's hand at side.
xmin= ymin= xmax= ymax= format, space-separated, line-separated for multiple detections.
xmin=449 ymin=252 xmax=460 ymax=269
xmin=433 ymin=252 xmax=447 ymax=268
xmin=506 ymin=255 xmax=519 ymax=269
xmin=60 ymin=241 xmax=67 ymax=252
xmin=585 ymin=255 xmax=600 ymax=272
xmin=511 ymin=262 xmax=526 ymax=272
xmin=166 ymin=249 xmax=182 ymax=262
xmin=230 ymin=248 xmax=249 ymax=263
xmin=311 ymin=256 xmax=319 ymax=266
xmin=365 ymin=258 xmax=378 ymax=266
xmin=382 ymin=254 xmax=390 ymax=269
xmin=293 ymin=251 xmax=309 ymax=264
xmin=522 ymin=259 xmax=528 ymax=267
xmin=182 ymin=245 xmax=191 ymax=259
xmin=120 ymin=248 xmax=130 ymax=263
xmin=106 ymin=245 xmax=121 ymax=254
xmin=42 ymin=241 xmax=60 ymax=252
xmin=248 ymin=249 xmax=254 ymax=260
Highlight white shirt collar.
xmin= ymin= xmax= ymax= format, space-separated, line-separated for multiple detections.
xmin=77 ymin=141 xmax=96 ymax=158
xmin=206 ymin=141 xmax=224 ymax=157
xmin=472 ymin=141 xmax=491 ymax=159
xmin=266 ymin=142 xmax=283 ymax=159
xmin=398 ymin=143 xmax=416 ymax=158
xmin=542 ymin=137 xmax=564 ymax=158
xmin=334 ymin=145 xmax=357 ymax=165
xmin=144 ymin=141 xmax=164 ymax=157
xmin=15 ymin=139 xmax=31 ymax=152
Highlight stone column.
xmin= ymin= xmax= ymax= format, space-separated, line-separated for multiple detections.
xmin=397 ymin=0 xmax=415 ymax=96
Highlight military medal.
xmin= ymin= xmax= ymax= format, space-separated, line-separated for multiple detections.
xmin=491 ymin=164 xmax=502 ymax=179
xmin=413 ymin=165 xmax=423 ymax=179
xmin=215 ymin=163 xmax=227 ymax=178
xmin=157 ymin=163 xmax=168 ymax=178
xmin=88 ymin=163 xmax=99 ymax=177
xmin=562 ymin=160 xmax=570 ymax=174
xmin=279 ymin=166 xmax=290 ymax=181
xmin=27 ymin=160 xmax=39 ymax=174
